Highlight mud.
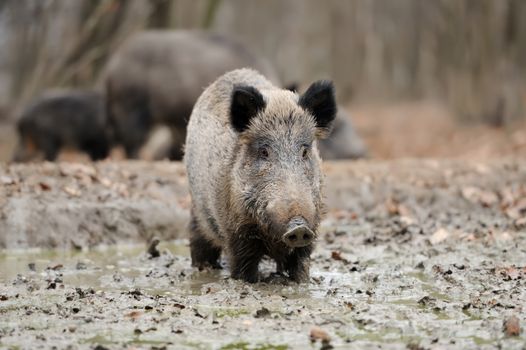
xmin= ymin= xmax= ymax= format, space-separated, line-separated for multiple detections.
xmin=1 ymin=158 xmax=526 ymax=349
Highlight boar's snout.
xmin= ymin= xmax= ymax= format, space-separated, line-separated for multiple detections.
xmin=282 ymin=216 xmax=315 ymax=248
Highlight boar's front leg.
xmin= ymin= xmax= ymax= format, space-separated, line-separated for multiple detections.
xmin=228 ymin=231 xmax=264 ymax=283
xmin=189 ymin=215 xmax=222 ymax=270
xmin=284 ymin=245 xmax=313 ymax=283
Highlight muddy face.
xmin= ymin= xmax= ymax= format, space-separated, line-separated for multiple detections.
xmin=229 ymin=82 xmax=336 ymax=247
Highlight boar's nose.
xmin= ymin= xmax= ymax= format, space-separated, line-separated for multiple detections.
xmin=282 ymin=216 xmax=315 ymax=248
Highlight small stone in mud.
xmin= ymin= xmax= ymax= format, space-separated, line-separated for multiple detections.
xmin=46 ymin=282 xmax=56 ymax=289
xmin=173 ymin=302 xmax=185 ymax=309
xmin=128 ymin=289 xmax=142 ymax=297
xmin=503 ymin=316 xmax=521 ymax=336
xmin=147 ymin=237 xmax=161 ymax=258
xmin=262 ymin=272 xmax=290 ymax=285
xmin=28 ymin=262 xmax=36 ymax=271
xmin=0 ymin=295 xmax=8 ymax=301
xmin=254 ymin=307 xmax=271 ymax=318
xmin=407 ymin=343 xmax=426 ymax=350
xmin=76 ymin=261 xmax=87 ymax=270
xmin=93 ymin=345 xmax=110 ymax=350
xmin=310 ymin=326 xmax=331 ymax=343
xmin=415 ymin=261 xmax=425 ymax=269
xmin=418 ymin=296 xmax=435 ymax=306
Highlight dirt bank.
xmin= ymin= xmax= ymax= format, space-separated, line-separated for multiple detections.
xmin=0 ymin=158 xmax=525 ymax=349
xmin=1 ymin=159 xmax=525 ymax=249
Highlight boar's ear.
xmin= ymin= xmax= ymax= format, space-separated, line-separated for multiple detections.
xmin=230 ymin=85 xmax=266 ymax=133
xmin=299 ymin=80 xmax=337 ymax=133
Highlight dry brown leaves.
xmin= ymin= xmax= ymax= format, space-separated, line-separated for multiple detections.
xmin=494 ymin=266 xmax=526 ymax=281
xmin=429 ymin=228 xmax=450 ymax=244
xmin=385 ymin=197 xmax=412 ymax=217
xmin=310 ymin=326 xmax=331 ymax=343
xmin=503 ymin=316 xmax=521 ymax=337
xmin=331 ymin=251 xmax=349 ymax=263
xmin=461 ymin=186 xmax=498 ymax=207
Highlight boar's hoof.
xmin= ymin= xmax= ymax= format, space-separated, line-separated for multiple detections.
xmin=262 ymin=272 xmax=290 ymax=285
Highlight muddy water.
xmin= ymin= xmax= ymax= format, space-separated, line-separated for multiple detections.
xmin=1 ymin=222 xmax=525 ymax=350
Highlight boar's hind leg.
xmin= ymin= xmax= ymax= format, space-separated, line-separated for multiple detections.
xmin=83 ymin=138 xmax=110 ymax=161
xmin=228 ymin=232 xmax=264 ymax=283
xmin=40 ymin=137 xmax=60 ymax=161
xmin=284 ymin=245 xmax=313 ymax=283
xmin=189 ymin=216 xmax=222 ymax=270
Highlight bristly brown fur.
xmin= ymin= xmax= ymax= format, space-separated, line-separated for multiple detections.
xmin=184 ymin=68 xmax=336 ymax=283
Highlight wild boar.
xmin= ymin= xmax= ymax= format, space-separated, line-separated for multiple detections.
xmin=12 ymin=90 xmax=109 ymax=162
xmin=105 ymin=30 xmax=280 ymax=160
xmin=184 ymin=68 xmax=336 ymax=283
xmin=318 ymin=109 xmax=367 ymax=159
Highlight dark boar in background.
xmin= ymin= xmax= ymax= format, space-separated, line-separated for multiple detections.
xmin=318 ymin=109 xmax=367 ymax=159
xmin=105 ymin=30 xmax=280 ymax=160
xmin=12 ymin=90 xmax=109 ymax=162
xmin=184 ymin=68 xmax=336 ymax=283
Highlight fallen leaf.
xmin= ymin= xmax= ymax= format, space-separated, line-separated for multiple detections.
xmin=430 ymin=228 xmax=449 ymax=244
xmin=310 ymin=326 xmax=331 ymax=342
xmin=97 ymin=177 xmax=113 ymax=187
xmin=495 ymin=266 xmax=526 ymax=280
xmin=504 ymin=316 xmax=521 ymax=337
xmin=39 ymin=182 xmax=51 ymax=191
xmin=400 ymin=215 xmax=415 ymax=226
xmin=0 ymin=176 xmax=15 ymax=185
xmin=461 ymin=186 xmax=498 ymax=207
xmin=60 ymin=163 xmax=97 ymax=178
xmin=254 ymin=307 xmax=271 ymax=318
xmin=126 ymin=310 xmax=142 ymax=320
xmin=63 ymin=186 xmax=81 ymax=197
xmin=331 ymin=251 xmax=349 ymax=263
xmin=48 ymin=264 xmax=63 ymax=270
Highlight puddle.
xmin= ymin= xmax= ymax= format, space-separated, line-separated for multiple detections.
xmin=1 ymin=231 xmax=525 ymax=349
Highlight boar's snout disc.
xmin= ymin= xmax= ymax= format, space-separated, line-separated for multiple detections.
xmin=283 ymin=217 xmax=315 ymax=248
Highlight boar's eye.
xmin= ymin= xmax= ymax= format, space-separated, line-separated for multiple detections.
xmin=258 ymin=145 xmax=270 ymax=160
xmin=301 ymin=144 xmax=311 ymax=160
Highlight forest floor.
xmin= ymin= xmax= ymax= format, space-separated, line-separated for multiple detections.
xmin=1 ymin=157 xmax=525 ymax=349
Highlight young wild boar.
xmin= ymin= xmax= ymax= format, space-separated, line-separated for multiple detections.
xmin=12 ymin=90 xmax=110 ymax=162
xmin=184 ymin=69 xmax=336 ymax=283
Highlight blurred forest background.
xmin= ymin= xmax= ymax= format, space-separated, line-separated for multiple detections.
xmin=0 ymin=0 xmax=525 ymax=160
